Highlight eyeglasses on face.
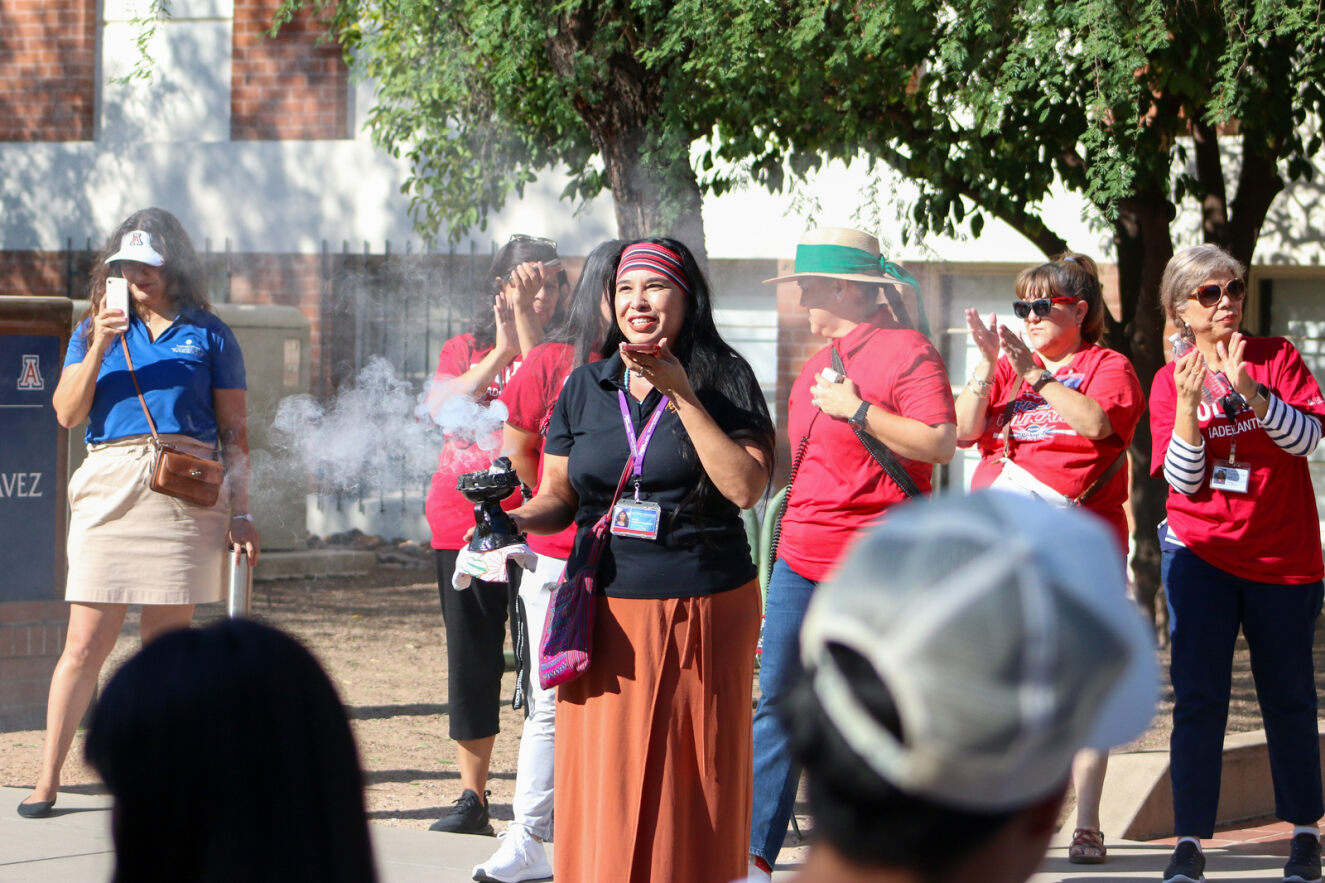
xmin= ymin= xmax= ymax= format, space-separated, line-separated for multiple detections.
xmin=1189 ymin=278 xmax=1246 ymax=308
xmin=1012 ymin=296 xmax=1077 ymax=319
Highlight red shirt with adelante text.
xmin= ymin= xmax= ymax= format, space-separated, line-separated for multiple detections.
xmin=499 ymin=342 xmax=600 ymax=561
xmin=779 ymin=312 xmax=956 ymax=582
xmin=424 ymin=333 xmax=521 ymax=551
xmin=965 ymin=344 xmax=1143 ymax=552
xmin=1149 ymin=335 xmax=1325 ymax=584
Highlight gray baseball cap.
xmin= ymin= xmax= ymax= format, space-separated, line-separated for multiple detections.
xmin=800 ymin=490 xmax=1158 ymax=812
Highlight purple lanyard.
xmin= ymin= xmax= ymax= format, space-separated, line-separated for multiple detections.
xmin=617 ymin=390 xmax=671 ymax=500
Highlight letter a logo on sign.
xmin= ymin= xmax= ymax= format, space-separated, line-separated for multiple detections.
xmin=17 ymin=355 xmax=44 ymax=391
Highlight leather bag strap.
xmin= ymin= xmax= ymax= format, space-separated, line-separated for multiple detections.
xmin=584 ymin=452 xmax=638 ymax=566
xmin=1000 ymin=375 xmax=1126 ymax=506
xmin=831 ymin=347 xmax=921 ymax=500
xmin=120 ymin=336 xmax=161 ymax=444
xmin=1073 ymin=450 xmax=1128 ymax=506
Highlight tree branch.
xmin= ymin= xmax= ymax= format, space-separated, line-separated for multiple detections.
xmin=874 ymin=144 xmax=1069 ymax=257
xmin=1191 ymin=117 xmax=1228 ymax=243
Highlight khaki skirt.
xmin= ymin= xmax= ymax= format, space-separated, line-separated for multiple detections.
xmin=554 ymin=581 xmax=760 ymax=883
xmin=65 ymin=435 xmax=230 ymax=605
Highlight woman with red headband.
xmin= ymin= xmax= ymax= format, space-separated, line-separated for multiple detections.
xmin=505 ymin=238 xmax=776 ymax=882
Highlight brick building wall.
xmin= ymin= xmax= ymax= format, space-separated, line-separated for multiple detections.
xmin=0 ymin=0 xmax=97 ymax=141
xmin=0 ymin=251 xmax=73 ymax=300
xmin=231 ymin=0 xmax=348 ymax=141
xmin=228 ymin=252 xmax=331 ymax=390
xmin=0 ymin=601 xmax=67 ymax=730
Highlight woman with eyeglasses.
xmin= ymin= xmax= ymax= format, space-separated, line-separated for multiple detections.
xmin=954 ymin=252 xmax=1144 ymax=865
xmin=421 ymin=234 xmax=569 ymax=836
xmin=1150 ymin=245 xmax=1325 ymax=883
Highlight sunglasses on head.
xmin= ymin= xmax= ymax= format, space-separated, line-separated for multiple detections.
xmin=1012 ymin=296 xmax=1077 ymax=319
xmin=508 ymin=234 xmax=558 ymax=249
xmin=1189 ymin=278 xmax=1246 ymax=308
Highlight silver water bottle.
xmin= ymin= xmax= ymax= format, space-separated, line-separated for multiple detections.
xmin=227 ymin=549 xmax=252 ymax=618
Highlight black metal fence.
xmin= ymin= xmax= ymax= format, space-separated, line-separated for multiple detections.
xmin=58 ymin=237 xmax=498 ymax=401
xmin=317 ymin=240 xmax=496 ymax=397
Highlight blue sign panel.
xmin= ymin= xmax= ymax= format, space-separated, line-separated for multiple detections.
xmin=0 ymin=333 xmax=60 ymax=601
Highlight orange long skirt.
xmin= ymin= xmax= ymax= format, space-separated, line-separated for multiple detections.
xmin=553 ymin=581 xmax=760 ymax=883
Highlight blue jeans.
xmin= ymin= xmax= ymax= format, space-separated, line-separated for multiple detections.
xmin=750 ymin=559 xmax=818 ymax=865
xmin=1164 ymin=546 xmax=1324 ymax=836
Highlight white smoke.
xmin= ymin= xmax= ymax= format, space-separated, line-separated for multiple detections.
xmin=270 ymin=355 xmax=508 ymax=495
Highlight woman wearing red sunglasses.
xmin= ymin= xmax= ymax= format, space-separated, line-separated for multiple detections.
xmin=954 ymin=252 xmax=1145 ymax=865
xmin=1150 ymin=245 xmax=1325 ymax=883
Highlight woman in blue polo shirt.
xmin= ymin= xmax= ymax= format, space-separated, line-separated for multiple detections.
xmin=18 ymin=208 xmax=257 ymax=820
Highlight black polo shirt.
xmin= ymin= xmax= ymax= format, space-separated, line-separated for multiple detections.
xmin=544 ymin=353 xmax=761 ymax=599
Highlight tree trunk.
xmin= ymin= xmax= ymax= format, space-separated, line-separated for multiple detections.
xmin=1112 ymin=191 xmax=1174 ymax=630
xmin=542 ymin=12 xmax=709 ymax=272
xmin=599 ymin=122 xmax=710 ymax=271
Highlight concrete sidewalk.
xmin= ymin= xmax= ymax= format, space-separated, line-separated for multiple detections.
xmin=0 ymin=785 xmax=1295 ymax=882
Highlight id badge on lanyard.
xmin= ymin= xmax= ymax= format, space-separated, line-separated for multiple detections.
xmin=611 ymin=389 xmax=670 ymax=541
xmin=1209 ymin=438 xmax=1251 ymax=494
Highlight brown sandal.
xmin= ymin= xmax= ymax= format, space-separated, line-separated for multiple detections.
xmin=1068 ymin=827 xmax=1106 ymax=863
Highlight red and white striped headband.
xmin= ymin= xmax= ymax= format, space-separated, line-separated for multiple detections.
xmin=616 ymin=242 xmax=692 ymax=296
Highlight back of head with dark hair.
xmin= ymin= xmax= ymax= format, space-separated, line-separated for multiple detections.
xmin=783 ymin=644 xmax=1018 ymax=881
xmin=543 ymin=239 xmax=625 ymax=369
xmin=85 ymin=619 xmax=376 ymax=883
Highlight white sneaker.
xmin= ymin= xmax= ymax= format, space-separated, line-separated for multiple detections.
xmin=472 ymin=827 xmax=553 ymax=883
xmin=746 ymin=854 xmax=773 ymax=882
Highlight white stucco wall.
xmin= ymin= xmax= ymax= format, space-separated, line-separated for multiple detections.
xmin=6 ymin=4 xmax=1325 ymax=272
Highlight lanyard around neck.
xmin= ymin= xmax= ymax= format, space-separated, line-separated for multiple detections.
xmin=617 ymin=389 xmax=670 ymax=500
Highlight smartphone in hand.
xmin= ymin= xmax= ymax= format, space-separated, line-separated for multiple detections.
xmin=105 ymin=276 xmax=129 ymax=317
xmin=620 ymin=343 xmax=661 ymax=356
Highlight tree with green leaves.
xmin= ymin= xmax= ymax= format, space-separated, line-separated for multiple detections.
xmin=700 ymin=0 xmax=1325 ymax=620
xmin=272 ymin=0 xmax=780 ymax=266
xmin=275 ymin=0 xmax=1325 ymax=620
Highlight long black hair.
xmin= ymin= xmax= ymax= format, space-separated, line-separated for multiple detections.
xmin=85 ymin=619 xmax=376 ymax=883
xmin=603 ymin=237 xmax=776 ymax=513
xmin=472 ymin=236 xmax=567 ymax=347
xmin=542 ymin=239 xmax=625 ymax=369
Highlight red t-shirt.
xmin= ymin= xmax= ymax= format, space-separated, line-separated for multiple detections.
xmin=965 ymin=344 xmax=1144 ymax=552
xmin=779 ymin=313 xmax=956 ymax=582
xmin=424 ymin=334 xmax=522 ymax=551
xmin=498 ymin=341 xmax=600 ymax=560
xmin=1149 ymin=335 xmax=1325 ymax=584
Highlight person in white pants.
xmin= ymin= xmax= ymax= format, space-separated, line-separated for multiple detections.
xmin=472 ymin=239 xmax=623 ymax=883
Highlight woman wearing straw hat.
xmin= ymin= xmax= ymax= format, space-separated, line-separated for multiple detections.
xmin=749 ymin=227 xmax=956 ymax=878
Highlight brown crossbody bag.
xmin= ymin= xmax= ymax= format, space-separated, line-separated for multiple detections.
xmin=121 ymin=337 xmax=226 ymax=507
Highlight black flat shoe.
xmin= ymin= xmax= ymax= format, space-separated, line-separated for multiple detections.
xmin=17 ymin=798 xmax=55 ymax=819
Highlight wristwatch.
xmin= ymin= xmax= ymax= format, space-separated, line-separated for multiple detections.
xmin=1250 ymin=382 xmax=1270 ymax=406
xmin=1031 ymin=371 xmax=1057 ymax=393
xmin=849 ymin=401 xmax=871 ymax=429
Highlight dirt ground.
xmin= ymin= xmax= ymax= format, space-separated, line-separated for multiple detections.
xmin=4 ymin=554 xmax=1324 ymax=855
